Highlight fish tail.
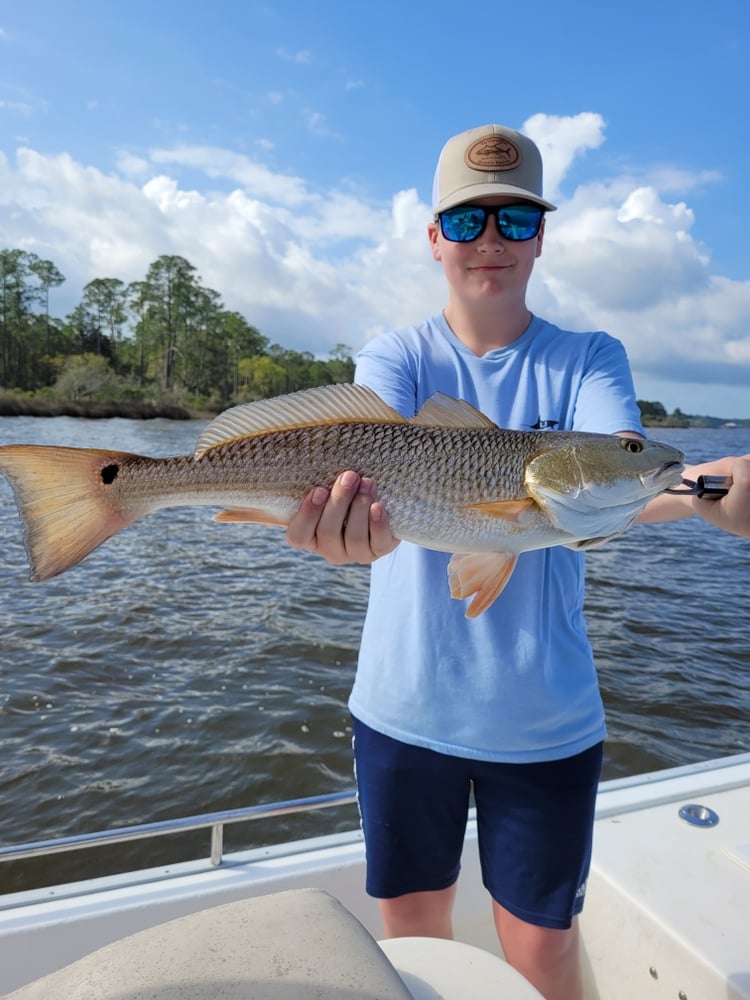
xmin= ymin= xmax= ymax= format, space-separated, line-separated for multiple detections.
xmin=0 ymin=445 xmax=140 ymax=581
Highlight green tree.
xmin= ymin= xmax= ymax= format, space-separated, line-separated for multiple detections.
xmin=637 ymin=400 xmax=667 ymax=421
xmin=127 ymin=258 xmax=269 ymax=403
xmin=268 ymin=345 xmax=317 ymax=392
xmin=326 ymin=344 xmax=355 ymax=383
xmin=0 ymin=247 xmax=357 ymax=406
xmin=53 ymin=353 xmax=121 ymax=400
xmin=29 ymin=257 xmax=65 ymax=356
xmin=125 ymin=280 xmax=152 ymax=385
xmin=239 ymin=355 xmax=287 ymax=398
xmin=218 ymin=311 xmax=268 ymax=403
xmin=81 ymin=278 xmax=128 ymax=370
xmin=0 ymin=250 xmax=67 ymax=389
xmin=0 ymin=249 xmax=36 ymax=387
xmin=132 ymin=255 xmax=200 ymax=390
xmin=167 ymin=283 xmax=220 ymax=396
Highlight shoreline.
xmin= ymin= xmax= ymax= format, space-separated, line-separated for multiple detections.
xmin=0 ymin=398 xmax=216 ymax=421
xmin=0 ymin=396 xmax=746 ymax=429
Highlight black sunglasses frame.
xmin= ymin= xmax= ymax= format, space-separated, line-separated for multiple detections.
xmin=437 ymin=203 xmax=545 ymax=243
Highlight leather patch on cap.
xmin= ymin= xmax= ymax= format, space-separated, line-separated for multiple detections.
xmin=465 ymin=135 xmax=521 ymax=172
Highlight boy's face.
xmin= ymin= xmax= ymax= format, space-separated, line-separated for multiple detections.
xmin=428 ymin=195 xmax=545 ymax=307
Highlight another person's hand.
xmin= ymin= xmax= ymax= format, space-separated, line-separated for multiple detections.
xmin=286 ymin=471 xmax=400 ymax=564
xmin=690 ymin=454 xmax=750 ymax=538
xmin=639 ymin=454 xmax=750 ymax=537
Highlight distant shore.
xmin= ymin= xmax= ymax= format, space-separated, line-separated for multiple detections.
xmin=0 ymin=396 xmax=216 ymax=421
xmin=0 ymin=394 xmax=746 ymax=428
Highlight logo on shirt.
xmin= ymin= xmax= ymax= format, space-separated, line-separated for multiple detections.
xmin=530 ymin=417 xmax=560 ymax=430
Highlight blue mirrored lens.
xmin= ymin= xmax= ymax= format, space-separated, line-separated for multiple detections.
xmin=439 ymin=207 xmax=487 ymax=242
xmin=439 ymin=204 xmax=543 ymax=242
xmin=496 ymin=205 xmax=543 ymax=240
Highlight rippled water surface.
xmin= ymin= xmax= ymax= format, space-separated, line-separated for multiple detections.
xmin=0 ymin=418 xmax=748 ymax=891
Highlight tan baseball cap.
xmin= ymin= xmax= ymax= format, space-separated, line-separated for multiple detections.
xmin=432 ymin=124 xmax=557 ymax=213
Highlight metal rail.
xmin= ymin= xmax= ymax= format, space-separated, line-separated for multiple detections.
xmin=0 ymin=790 xmax=358 ymax=869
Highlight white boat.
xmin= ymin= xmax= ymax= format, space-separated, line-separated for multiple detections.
xmin=1 ymin=751 xmax=748 ymax=998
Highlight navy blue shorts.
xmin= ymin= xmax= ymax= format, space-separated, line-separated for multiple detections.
xmin=352 ymin=718 xmax=602 ymax=930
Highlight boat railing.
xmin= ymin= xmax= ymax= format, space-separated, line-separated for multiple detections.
xmin=0 ymin=789 xmax=358 ymax=871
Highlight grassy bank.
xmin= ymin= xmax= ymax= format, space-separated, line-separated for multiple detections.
xmin=0 ymin=394 xmax=206 ymax=421
xmin=1 ymin=391 xmax=745 ymax=428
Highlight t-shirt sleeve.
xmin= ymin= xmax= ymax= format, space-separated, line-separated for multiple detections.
xmin=573 ymin=333 xmax=644 ymax=436
xmin=355 ymin=332 xmax=419 ymax=418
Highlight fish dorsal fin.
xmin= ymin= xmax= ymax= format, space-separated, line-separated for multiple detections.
xmin=194 ymin=384 xmax=405 ymax=459
xmin=409 ymin=393 xmax=497 ymax=430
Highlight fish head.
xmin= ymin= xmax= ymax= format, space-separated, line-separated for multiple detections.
xmin=524 ymin=435 xmax=685 ymax=540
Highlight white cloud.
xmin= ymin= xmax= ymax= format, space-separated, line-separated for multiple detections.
xmin=524 ymin=111 xmax=606 ymax=202
xmin=540 ymin=185 xmax=709 ymax=312
xmin=115 ymin=151 xmax=150 ymax=177
xmin=150 ymin=145 xmax=310 ymax=206
xmin=0 ymin=116 xmax=748 ymax=409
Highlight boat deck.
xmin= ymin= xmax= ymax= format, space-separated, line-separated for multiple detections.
xmin=1 ymin=753 xmax=749 ymax=998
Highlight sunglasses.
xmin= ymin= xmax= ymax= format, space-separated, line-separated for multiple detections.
xmin=437 ymin=203 xmax=544 ymax=243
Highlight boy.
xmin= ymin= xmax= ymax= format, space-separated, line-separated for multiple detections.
xmin=287 ymin=124 xmax=750 ymax=999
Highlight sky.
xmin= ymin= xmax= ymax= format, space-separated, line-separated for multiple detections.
xmin=1 ymin=1 xmax=749 ymax=418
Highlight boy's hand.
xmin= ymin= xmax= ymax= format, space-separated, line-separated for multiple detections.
xmin=286 ymin=471 xmax=399 ymax=564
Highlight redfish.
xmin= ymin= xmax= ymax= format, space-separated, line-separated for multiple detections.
xmin=0 ymin=384 xmax=684 ymax=617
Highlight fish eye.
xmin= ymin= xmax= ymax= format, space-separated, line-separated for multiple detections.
xmin=619 ymin=438 xmax=644 ymax=454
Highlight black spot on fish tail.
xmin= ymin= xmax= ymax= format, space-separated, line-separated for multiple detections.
xmin=101 ymin=464 xmax=119 ymax=485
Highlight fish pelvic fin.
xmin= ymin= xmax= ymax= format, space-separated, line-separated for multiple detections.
xmin=213 ymin=508 xmax=288 ymax=527
xmin=0 ymin=445 xmax=138 ymax=581
xmin=447 ymin=551 xmax=519 ymax=619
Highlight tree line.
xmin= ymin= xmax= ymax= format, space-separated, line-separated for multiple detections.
xmin=0 ymin=249 xmax=355 ymax=410
xmin=2 ymin=249 xmax=740 ymax=425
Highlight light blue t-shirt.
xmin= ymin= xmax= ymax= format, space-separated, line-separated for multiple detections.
xmin=348 ymin=312 xmax=644 ymax=763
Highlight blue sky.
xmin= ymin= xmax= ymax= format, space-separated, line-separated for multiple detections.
xmin=1 ymin=0 xmax=749 ymax=417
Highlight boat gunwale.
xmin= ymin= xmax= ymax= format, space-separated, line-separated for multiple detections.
xmin=2 ymin=751 xmax=749 ymax=914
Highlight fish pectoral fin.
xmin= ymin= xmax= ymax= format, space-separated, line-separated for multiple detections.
xmin=213 ymin=508 xmax=288 ymax=527
xmin=447 ymin=551 xmax=519 ymax=619
xmin=463 ymin=498 xmax=536 ymax=522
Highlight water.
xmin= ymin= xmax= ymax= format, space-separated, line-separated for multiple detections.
xmin=0 ymin=418 xmax=748 ymax=892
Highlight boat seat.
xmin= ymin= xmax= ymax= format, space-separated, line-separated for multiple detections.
xmin=2 ymin=887 xmax=542 ymax=999
xmin=380 ymin=936 xmax=543 ymax=999
xmin=3 ymin=888 xmax=412 ymax=999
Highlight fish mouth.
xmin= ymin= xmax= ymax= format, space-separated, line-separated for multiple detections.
xmin=645 ymin=459 xmax=685 ymax=491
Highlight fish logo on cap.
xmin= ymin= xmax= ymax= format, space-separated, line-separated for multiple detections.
xmin=465 ymin=135 xmax=521 ymax=172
